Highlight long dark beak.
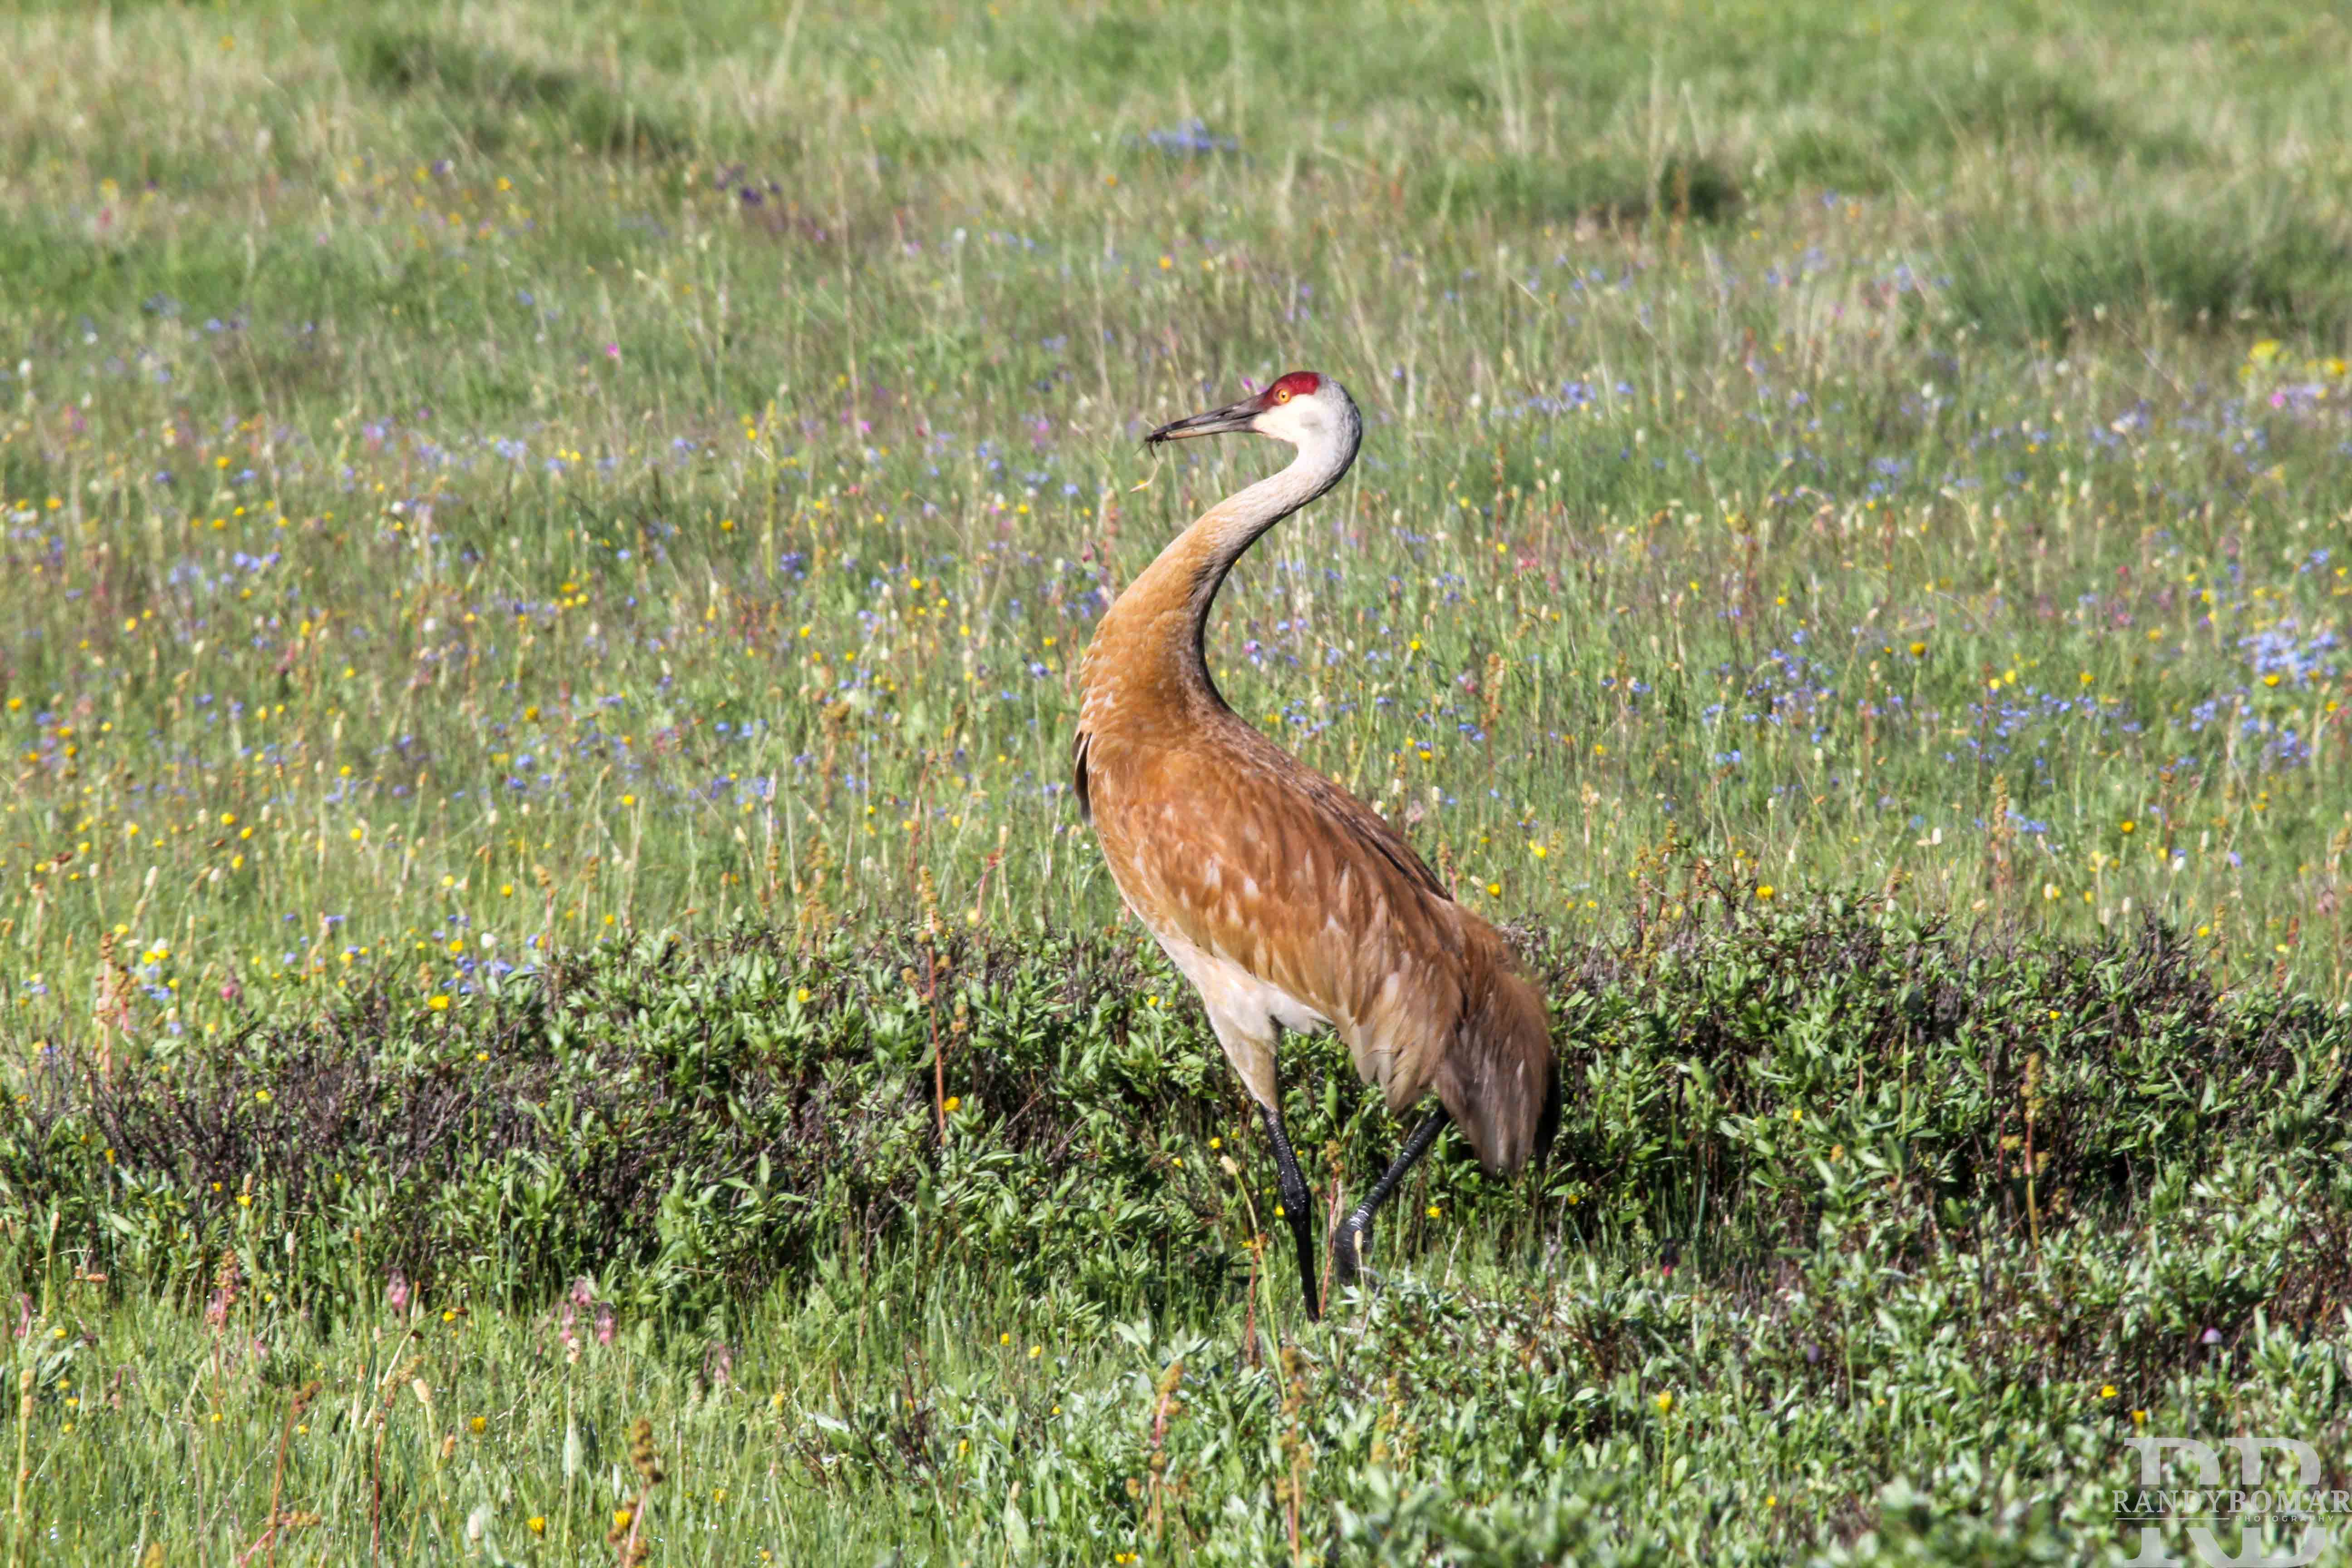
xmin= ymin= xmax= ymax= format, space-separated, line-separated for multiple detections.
xmin=1145 ymin=398 xmax=1260 ymax=447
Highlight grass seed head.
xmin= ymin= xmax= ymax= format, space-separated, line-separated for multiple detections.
xmin=628 ymin=1416 xmax=665 ymax=1486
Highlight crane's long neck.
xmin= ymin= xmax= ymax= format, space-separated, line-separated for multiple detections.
xmin=1088 ymin=426 xmax=1360 ymax=720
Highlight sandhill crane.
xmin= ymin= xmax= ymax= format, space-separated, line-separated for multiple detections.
xmin=1075 ymin=371 xmax=1559 ymax=1320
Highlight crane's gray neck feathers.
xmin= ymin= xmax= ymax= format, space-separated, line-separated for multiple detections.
xmin=1083 ymin=392 xmax=1362 ymax=724
xmin=1181 ymin=403 xmax=1362 ymax=623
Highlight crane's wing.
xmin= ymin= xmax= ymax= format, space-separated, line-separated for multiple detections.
xmin=1084 ymin=717 xmax=1559 ymax=1175
xmin=1069 ymin=439 xmax=1560 ymax=1170
xmin=1088 ymin=721 xmax=1469 ymax=1080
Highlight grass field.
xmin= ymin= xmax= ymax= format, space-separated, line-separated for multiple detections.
xmin=4 ymin=0 xmax=2352 ymax=1560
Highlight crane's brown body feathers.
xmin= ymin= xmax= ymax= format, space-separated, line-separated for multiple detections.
xmin=1076 ymin=378 xmax=1557 ymax=1181
xmin=1079 ymin=694 xmax=1554 ymax=1173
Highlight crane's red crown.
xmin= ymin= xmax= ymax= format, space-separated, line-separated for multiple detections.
xmin=1266 ymin=371 xmax=1323 ymax=405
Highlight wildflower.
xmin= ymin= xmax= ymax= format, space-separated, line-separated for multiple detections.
xmin=1654 ymin=1391 xmax=1673 ymax=1414
xmin=427 ymin=994 xmax=451 ymax=1011
xmin=1425 ymin=1204 xmax=1440 ymax=1219
xmin=253 ymin=1088 xmax=272 ymax=1104
xmin=528 ymin=1517 xmax=546 ymax=1537
xmin=1755 ymin=883 xmax=1775 ymax=900
xmin=2100 ymin=1385 xmax=2118 ymax=1400
xmin=2119 ymin=820 xmax=2135 ymax=834
xmin=943 ymin=1095 xmax=961 ymax=1112
xmin=469 ymin=1415 xmax=487 ymax=1434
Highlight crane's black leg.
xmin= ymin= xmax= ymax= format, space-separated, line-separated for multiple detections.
xmin=1257 ymin=1105 xmax=1322 ymax=1322
xmin=1332 ymin=1109 xmax=1450 ymax=1291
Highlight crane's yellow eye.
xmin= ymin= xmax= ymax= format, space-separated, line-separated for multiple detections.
xmin=1275 ymin=389 xmax=1291 ymax=403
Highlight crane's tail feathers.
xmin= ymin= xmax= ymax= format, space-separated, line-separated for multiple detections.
xmin=1435 ymin=927 xmax=1559 ymax=1175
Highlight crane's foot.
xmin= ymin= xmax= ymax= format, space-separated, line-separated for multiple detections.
xmin=1330 ymin=1217 xmax=1373 ymax=1291
xmin=1329 ymin=1109 xmax=1449 ymax=1303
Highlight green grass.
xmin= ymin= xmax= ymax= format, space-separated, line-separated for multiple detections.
xmin=9 ymin=906 xmax=2352 ymax=1562
xmin=2 ymin=0 xmax=2351 ymax=1559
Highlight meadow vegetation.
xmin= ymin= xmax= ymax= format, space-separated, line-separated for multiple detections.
xmin=2 ymin=0 xmax=2351 ymax=1560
